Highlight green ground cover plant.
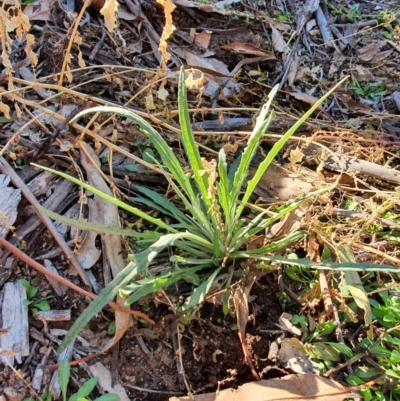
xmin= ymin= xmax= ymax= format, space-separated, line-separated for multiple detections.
xmin=34 ymin=68 xmax=400 ymax=356
xmin=23 ymin=360 xmax=119 ymax=401
xmin=18 ymin=279 xmax=51 ymax=314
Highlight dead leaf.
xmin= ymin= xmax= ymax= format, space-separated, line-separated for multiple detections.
xmin=157 ymin=0 xmax=176 ymax=65
xmin=356 ymin=41 xmax=389 ymax=62
xmin=353 ymin=65 xmax=374 ymax=82
xmin=169 ymin=373 xmax=358 ymax=400
xmin=180 ymin=50 xmax=238 ymax=98
xmin=289 ymin=147 xmax=304 ymax=167
xmin=340 ymin=23 xmax=357 ymax=47
xmin=194 ymin=30 xmax=211 ymax=49
xmin=265 ymin=206 xmax=305 ymax=240
xmin=336 ymin=90 xmax=378 ymax=115
xmin=157 ymin=83 xmax=169 ymax=100
xmin=273 ymin=22 xmax=291 ymax=32
xmin=270 ymin=23 xmax=287 ymax=53
xmin=252 ymin=163 xmax=315 ymax=202
xmin=88 ymin=362 xmax=130 ymax=401
xmin=100 ymin=0 xmax=119 ymax=32
xmin=0 ymin=101 xmax=10 ymax=119
xmin=286 ymin=54 xmax=301 ymax=86
xmin=75 ymin=198 xmax=102 ymax=270
xmin=183 ymin=51 xmax=226 ymax=73
xmin=233 ymin=271 xmax=261 ymax=381
xmin=295 ymin=66 xmax=310 ymax=81
xmin=371 ymin=49 xmax=393 ymax=63
xmin=295 ymin=0 xmax=320 ymax=35
xmin=145 ymin=93 xmax=155 ymax=110
xmin=221 ymin=43 xmax=275 ymax=58
xmin=288 ymin=91 xmax=319 ymax=106
xmin=80 ymin=144 xmax=132 ymax=352
xmin=24 ymin=0 xmax=52 ymax=21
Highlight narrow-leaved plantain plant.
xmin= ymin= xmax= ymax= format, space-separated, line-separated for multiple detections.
xmin=34 ymin=68 xmax=399 ymax=353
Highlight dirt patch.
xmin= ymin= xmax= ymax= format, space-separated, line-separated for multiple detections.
xmin=0 ymin=256 xmax=288 ymax=400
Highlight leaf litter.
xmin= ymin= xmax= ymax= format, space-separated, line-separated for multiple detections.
xmin=1 ymin=0 xmax=400 ymax=400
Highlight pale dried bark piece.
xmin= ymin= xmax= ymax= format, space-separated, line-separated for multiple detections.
xmin=26 ymin=171 xmax=55 ymax=197
xmin=49 ymin=340 xmax=75 ymax=399
xmin=32 ymin=346 xmax=52 ymax=392
xmin=0 ymin=282 xmax=29 ymax=365
xmin=0 ymin=157 xmax=91 ymax=287
xmin=277 ymin=313 xmax=302 ymax=336
xmin=0 ymin=174 xmax=21 ymax=238
xmin=43 ymin=259 xmax=68 ymax=297
xmin=9 ymin=178 xmax=75 ymax=245
xmin=316 ymin=6 xmax=334 ymax=46
xmin=33 ymin=310 xmax=71 ymax=322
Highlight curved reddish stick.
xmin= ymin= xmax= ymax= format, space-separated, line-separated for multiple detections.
xmin=0 ymin=237 xmax=154 ymax=324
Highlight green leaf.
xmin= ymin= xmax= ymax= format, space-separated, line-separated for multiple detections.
xmin=239 ymin=254 xmax=400 ymax=272
xmin=152 ymin=158 xmax=215 ymax=241
xmin=338 ymin=245 xmax=373 ymax=339
xmin=230 ymin=86 xmax=278 ymax=215
xmin=0 ymin=116 xmax=16 ymax=122
xmin=312 ymin=321 xmax=335 ymax=339
xmin=178 ymin=68 xmax=212 ymax=211
xmin=217 ymin=148 xmax=233 ymax=232
xmin=325 ymin=342 xmax=353 ymax=358
xmin=227 ymin=155 xmax=241 ymax=191
xmin=234 ymin=231 xmax=306 ymax=257
xmin=38 ymin=205 xmax=158 ymax=240
xmin=57 ymin=232 xmax=207 ymax=354
xmin=291 ymin=314 xmax=308 ymax=328
xmin=142 ymin=148 xmax=156 ymax=164
xmin=133 ymin=185 xmax=192 ymax=226
xmin=345 ymin=375 xmax=365 ymax=386
xmin=304 ymin=342 xmax=340 ymax=361
xmin=123 ymin=265 xmax=205 ymax=305
xmin=237 ymin=76 xmax=350 ymax=219
xmin=107 ymin=320 xmax=116 ymax=335
xmin=33 ymin=300 xmax=51 ymax=311
xmin=74 ymin=377 xmax=98 ymax=400
xmin=58 ymin=360 xmax=71 ymax=401
xmin=17 ymin=279 xmax=31 ymax=291
xmin=386 ymin=369 xmax=400 ymax=379
xmin=32 ymin=165 xmax=177 ymax=233
xmin=94 ymin=394 xmax=120 ymax=401
xmin=179 ymin=267 xmax=222 ymax=311
xmin=58 ymin=259 xmax=138 ymax=354
xmin=17 ymin=279 xmax=38 ymax=299
xmin=124 ymin=164 xmax=139 ymax=172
